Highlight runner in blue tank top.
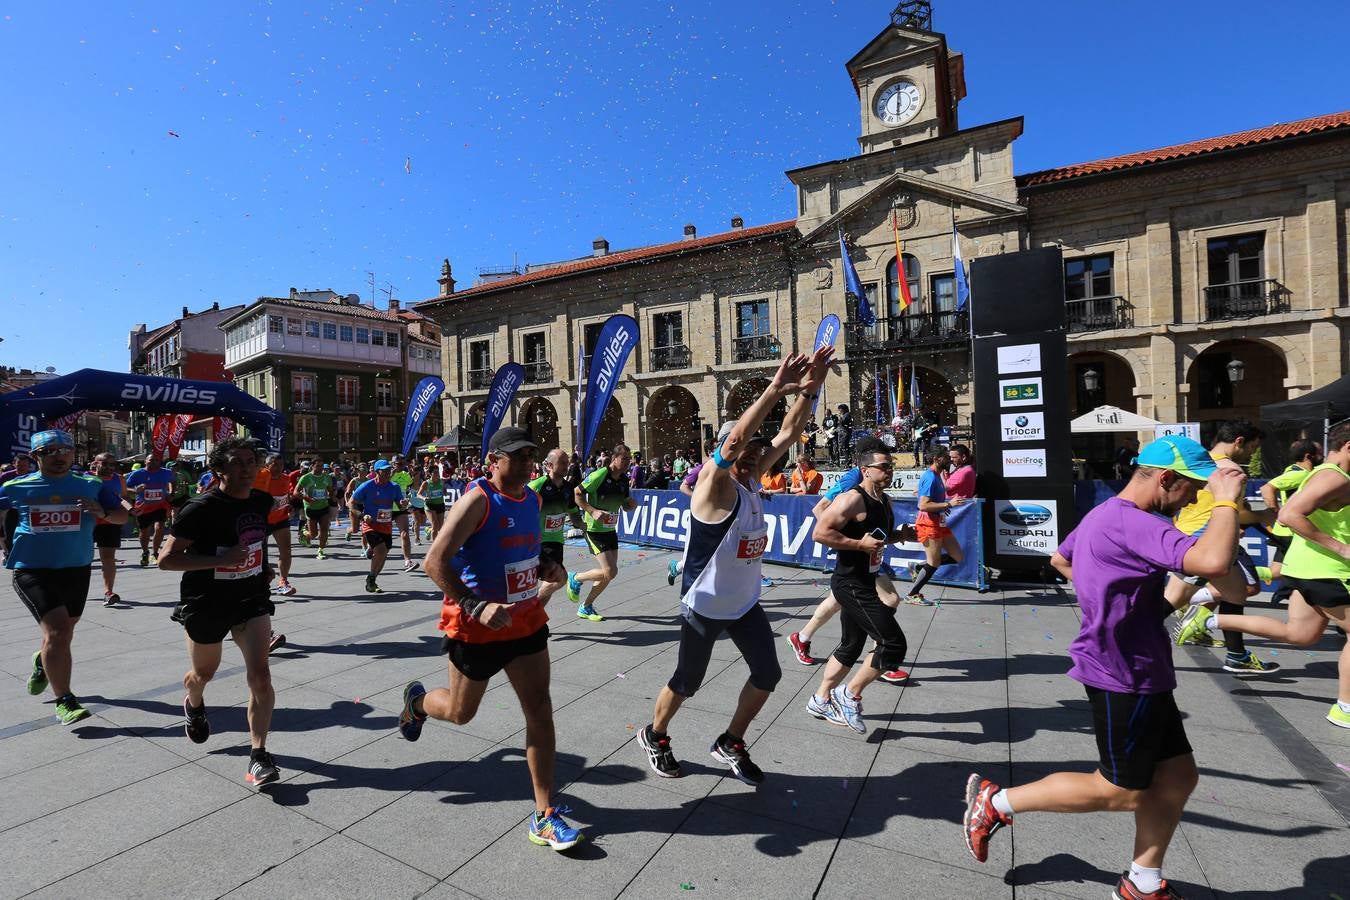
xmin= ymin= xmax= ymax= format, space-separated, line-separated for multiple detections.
xmin=0 ymin=430 xmax=127 ymax=725
xmin=637 ymin=347 xmax=834 ymax=785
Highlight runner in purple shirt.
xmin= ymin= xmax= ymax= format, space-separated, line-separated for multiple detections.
xmin=960 ymin=435 xmax=1248 ymax=900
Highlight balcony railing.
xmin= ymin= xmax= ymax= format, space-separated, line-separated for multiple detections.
xmin=650 ymin=344 xmax=692 ymax=371
xmin=523 ymin=360 xmax=553 ymax=384
xmin=468 ymin=367 xmax=494 ymax=390
xmin=847 ymin=310 xmax=969 ymax=351
xmin=732 ymin=334 xmax=781 ymax=364
xmin=1203 ymin=279 xmax=1291 ymax=321
xmin=1065 ymin=295 xmax=1132 ymax=332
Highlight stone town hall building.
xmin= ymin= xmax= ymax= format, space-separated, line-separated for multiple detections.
xmin=417 ymin=4 xmax=1350 ymax=468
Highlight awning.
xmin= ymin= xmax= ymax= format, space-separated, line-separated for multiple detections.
xmin=1261 ymin=374 xmax=1350 ymax=427
xmin=1070 ymin=405 xmax=1161 ymax=433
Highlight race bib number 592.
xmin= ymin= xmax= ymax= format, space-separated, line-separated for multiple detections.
xmin=737 ymin=528 xmax=768 ymax=561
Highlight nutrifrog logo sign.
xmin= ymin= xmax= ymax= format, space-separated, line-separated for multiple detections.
xmin=1001 ymin=448 xmax=1048 ymax=478
xmin=993 ymin=499 xmax=1059 ymax=556
xmin=998 ymin=377 xmax=1043 ymax=408
xmin=999 ymin=412 xmax=1045 ymax=443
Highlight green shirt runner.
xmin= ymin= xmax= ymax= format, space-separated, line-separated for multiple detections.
xmin=391 ymin=470 xmax=413 ymax=510
xmin=579 ymin=467 xmax=630 ymax=533
xmin=297 ymin=472 xmax=333 ymax=511
xmin=1266 ymin=464 xmax=1315 ymax=538
xmin=529 ymin=474 xmax=575 ymax=542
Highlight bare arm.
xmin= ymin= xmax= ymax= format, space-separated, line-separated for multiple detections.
xmin=1180 ymin=468 xmax=1247 ymax=578
xmin=756 ymin=347 xmax=836 ymax=478
xmin=158 ymin=534 xmax=248 ymax=572
xmin=1050 ymin=550 xmax=1073 ymax=582
xmin=811 ymin=491 xmax=882 ymax=555
xmin=1278 ymin=468 xmax=1350 ymax=558
xmin=1258 ymin=482 xmax=1278 ymax=514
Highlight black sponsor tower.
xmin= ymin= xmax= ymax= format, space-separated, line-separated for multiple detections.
xmin=969 ymin=247 xmax=1076 ymax=576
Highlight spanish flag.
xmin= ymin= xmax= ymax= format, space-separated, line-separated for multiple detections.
xmin=892 ymin=209 xmax=914 ymax=311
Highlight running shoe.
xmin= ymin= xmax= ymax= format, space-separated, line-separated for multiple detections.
xmin=962 ymin=773 xmax=1011 ymax=863
xmin=27 ymin=651 xmax=47 ymax=695
xmin=806 ymin=692 xmax=848 ymax=727
xmin=828 ymin=685 xmax=866 ymax=734
xmin=103 ymin=592 xmax=120 ymax=608
xmin=528 ymin=805 xmax=583 ymax=851
xmin=140 ymin=551 xmax=150 ymax=567
xmin=907 ymin=560 xmax=922 ymax=582
xmin=566 ymin=572 xmax=582 ymax=604
xmin=402 ymin=560 xmax=418 ymax=572
xmin=1173 ymin=605 xmax=1213 ymax=647
xmin=787 ymin=631 xmax=815 ymax=665
xmin=667 ymin=559 xmax=679 ymax=586
xmin=398 ymin=680 xmax=427 ymax=741
xmin=274 ymin=580 xmax=297 ymax=597
xmin=363 ymin=547 xmax=372 ymax=560
xmin=268 ymin=633 xmax=287 ymax=653
xmin=710 ymin=733 xmax=764 ymax=786
xmin=245 ymin=750 xmax=280 ymax=788
xmin=902 ymin=594 xmax=932 ymax=606
xmin=1222 ymin=652 xmax=1281 ymax=676
xmin=297 ymin=533 xmax=310 ymax=547
xmin=1112 ymin=872 xmax=1184 ymax=900
xmin=878 ymin=668 xmax=910 ymax=683
xmin=365 ymin=576 xmax=383 ymax=594
xmin=1327 ymin=704 xmax=1350 ymax=729
xmin=54 ymin=695 xmax=91 ymax=725
xmin=576 ymin=604 xmax=603 ymax=622
xmin=637 ymin=725 xmax=681 ymax=778
xmin=183 ymin=698 xmax=210 ymax=744
xmin=316 ymin=549 xmax=327 ymax=560
xmin=760 ymin=576 xmax=774 ymax=588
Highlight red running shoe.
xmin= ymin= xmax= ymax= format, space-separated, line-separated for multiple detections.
xmin=962 ymin=773 xmax=1011 ymax=862
xmin=1112 ymin=873 xmax=1184 ymax=899
xmin=878 ymin=668 xmax=909 ymax=683
xmin=787 ymin=632 xmax=815 ymax=666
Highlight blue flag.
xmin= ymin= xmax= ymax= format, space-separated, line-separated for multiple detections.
xmin=480 ymin=363 xmax=525 ymax=458
xmin=952 ymin=225 xmax=971 ymax=311
xmin=580 ymin=314 xmax=639 ymax=459
xmin=811 ymin=314 xmax=840 ymax=416
xmin=839 ymin=229 xmax=873 ymax=326
xmin=910 ymin=366 xmax=921 ymax=411
xmin=401 ymin=376 xmax=445 ymax=457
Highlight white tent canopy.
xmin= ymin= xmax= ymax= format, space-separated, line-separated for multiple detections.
xmin=1070 ymin=405 xmax=1161 ymax=433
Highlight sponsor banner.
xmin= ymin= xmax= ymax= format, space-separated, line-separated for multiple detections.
xmin=48 ymin=411 xmax=82 ymax=432
xmin=150 ymin=415 xmax=173 ymax=459
xmin=811 ymin=315 xmax=840 ymax=415
xmin=998 ymin=377 xmax=1043 ymax=408
xmin=996 ymin=343 xmax=1041 ymax=374
xmin=580 ymin=314 xmax=639 ymax=458
xmin=616 ymin=490 xmax=987 ymax=590
xmin=993 ymin=499 xmax=1059 ymax=556
xmin=165 ymin=414 xmax=193 ymax=459
xmin=1154 ymin=422 xmax=1201 ymax=444
xmin=480 ymin=365 xmax=525 ymax=458
xmin=1002 ymin=448 xmax=1048 ymax=478
xmin=1000 ymin=412 xmax=1045 ymax=443
xmin=214 ymin=417 xmax=235 ymax=443
xmin=819 ymin=468 xmax=923 ymax=496
xmin=402 ymin=376 xmax=446 ymax=457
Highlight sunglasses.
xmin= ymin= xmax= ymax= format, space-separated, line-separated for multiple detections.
xmin=35 ymin=446 xmax=74 ymax=457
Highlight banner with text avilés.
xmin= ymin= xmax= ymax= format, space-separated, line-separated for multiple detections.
xmin=811 ymin=315 xmax=840 ymax=416
xmin=480 ymin=364 xmax=525 ymax=458
xmin=401 ymin=376 xmax=446 ymax=457
xmin=579 ymin=314 xmax=638 ymax=459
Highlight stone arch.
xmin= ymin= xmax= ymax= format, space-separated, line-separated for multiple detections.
xmin=464 ymin=401 xmax=486 ymax=435
xmin=585 ymin=398 xmax=626 ymax=460
xmin=1182 ymin=334 xmax=1301 ymax=391
xmin=726 ymin=377 xmax=786 ymax=436
xmin=1184 ymin=339 xmax=1288 ymax=440
xmin=645 ymin=386 xmax=700 ymax=463
xmin=1068 ymin=350 xmax=1140 ymax=478
xmin=520 ymin=396 xmax=559 ymax=454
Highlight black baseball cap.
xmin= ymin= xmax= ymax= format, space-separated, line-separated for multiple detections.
xmin=488 ymin=426 xmax=537 ymax=454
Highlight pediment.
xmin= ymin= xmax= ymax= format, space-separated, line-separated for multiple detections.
xmin=845 ymin=25 xmax=942 ymax=90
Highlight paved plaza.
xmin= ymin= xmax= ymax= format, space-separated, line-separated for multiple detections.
xmin=1 ymin=529 xmax=1347 ymax=899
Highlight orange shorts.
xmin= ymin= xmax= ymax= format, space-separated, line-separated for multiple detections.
xmin=916 ymin=521 xmax=952 ymax=543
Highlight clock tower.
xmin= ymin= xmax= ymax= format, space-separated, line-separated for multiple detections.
xmin=848 ymin=2 xmax=966 ymax=154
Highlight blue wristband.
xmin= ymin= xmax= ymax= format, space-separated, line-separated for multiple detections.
xmin=712 ymin=446 xmax=735 ymax=469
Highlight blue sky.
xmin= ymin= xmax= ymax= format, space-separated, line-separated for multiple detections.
xmin=2 ymin=0 xmax=1347 ymax=375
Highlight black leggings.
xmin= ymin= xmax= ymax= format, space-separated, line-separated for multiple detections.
xmin=831 ymin=573 xmax=908 ymax=672
xmin=668 ymin=603 xmax=782 ymax=697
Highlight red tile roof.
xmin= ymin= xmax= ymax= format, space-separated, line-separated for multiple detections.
xmin=1018 ymin=110 xmax=1350 ymax=187
xmin=418 ymin=220 xmax=797 ymax=307
xmin=219 ymin=296 xmax=404 ymax=328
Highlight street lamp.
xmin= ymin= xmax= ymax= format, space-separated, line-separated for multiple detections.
xmin=665 ymin=398 xmax=679 ymax=417
xmin=1081 ymin=367 xmax=1101 ymax=393
xmin=1226 ymin=358 xmax=1246 ymax=384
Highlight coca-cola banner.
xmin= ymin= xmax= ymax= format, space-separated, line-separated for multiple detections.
xmin=166 ymin=414 xmax=193 ymax=459
xmin=150 ymin=415 xmax=173 ymax=460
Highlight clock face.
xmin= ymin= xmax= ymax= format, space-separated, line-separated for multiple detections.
xmin=874 ymin=80 xmax=923 ymax=127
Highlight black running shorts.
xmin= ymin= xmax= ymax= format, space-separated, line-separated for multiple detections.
xmin=426 ymin=501 xmax=446 ymax=513
xmin=304 ymin=506 xmax=330 ymax=521
xmin=136 ymin=508 xmax=168 ymax=529
xmin=667 ymin=604 xmax=781 ymax=697
xmin=365 ymin=531 xmax=393 ymax=549
xmin=442 ymin=624 xmax=549 ymax=682
xmin=1280 ymin=575 xmax=1350 ymax=608
xmin=585 ymin=529 xmax=619 ymax=556
xmin=1267 ymin=533 xmax=1292 ymax=564
xmin=14 ymin=567 xmax=92 ymax=622
xmin=93 ymin=523 xmax=122 ymax=550
xmin=172 ymin=593 xmax=275 ymax=645
xmin=1235 ymin=548 xmax=1259 ymax=587
xmin=1087 ymin=687 xmax=1191 ymax=790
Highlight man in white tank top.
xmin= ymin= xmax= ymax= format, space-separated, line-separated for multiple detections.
xmin=636 ymin=347 xmax=835 ymax=785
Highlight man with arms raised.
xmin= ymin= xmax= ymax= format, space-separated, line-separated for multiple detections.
xmin=963 ymin=436 xmax=1244 ymax=900
xmin=396 ymin=427 xmax=584 ymax=850
xmin=636 ymin=347 xmax=832 ymax=784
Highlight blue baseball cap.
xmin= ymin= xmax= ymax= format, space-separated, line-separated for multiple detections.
xmin=372 ymin=459 xmax=392 ymax=471
xmin=1134 ymin=435 xmax=1216 ymax=482
xmin=30 ymin=430 xmax=74 ymax=452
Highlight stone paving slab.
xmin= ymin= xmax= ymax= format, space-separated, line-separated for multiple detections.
xmin=1 ymin=530 xmax=1347 ymax=899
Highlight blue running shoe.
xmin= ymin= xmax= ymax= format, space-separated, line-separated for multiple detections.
xmin=667 ymin=558 xmax=679 ymax=587
xmin=399 ymin=681 xmax=427 ymax=741
xmin=806 ymin=692 xmax=848 ymax=727
xmin=528 ymin=805 xmax=583 ymax=851
xmin=566 ymin=572 xmax=582 ymax=604
xmin=829 ymin=685 xmax=867 ymax=734
xmin=760 ymin=576 xmax=774 ymax=588
xmin=577 ymin=604 xmax=603 ymax=622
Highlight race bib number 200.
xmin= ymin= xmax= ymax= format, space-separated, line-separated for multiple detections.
xmin=504 ymin=556 xmax=540 ymax=604
xmin=32 ymin=504 xmax=82 ymax=533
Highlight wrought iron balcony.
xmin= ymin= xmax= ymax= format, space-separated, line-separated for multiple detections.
xmin=732 ymin=334 xmax=781 ymax=364
xmin=847 ymin=310 xmax=969 ymax=352
xmin=1203 ymin=279 xmax=1291 ymax=321
xmin=467 ymin=367 xmax=494 ymax=390
xmin=523 ymin=360 xmax=553 ymax=384
xmin=650 ymin=344 xmax=692 ymax=371
xmin=1065 ymin=295 xmax=1132 ymax=332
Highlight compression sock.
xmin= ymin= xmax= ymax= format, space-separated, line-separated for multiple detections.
xmin=1219 ymin=601 xmax=1246 ymax=657
xmin=909 ymin=564 xmax=937 ymax=595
